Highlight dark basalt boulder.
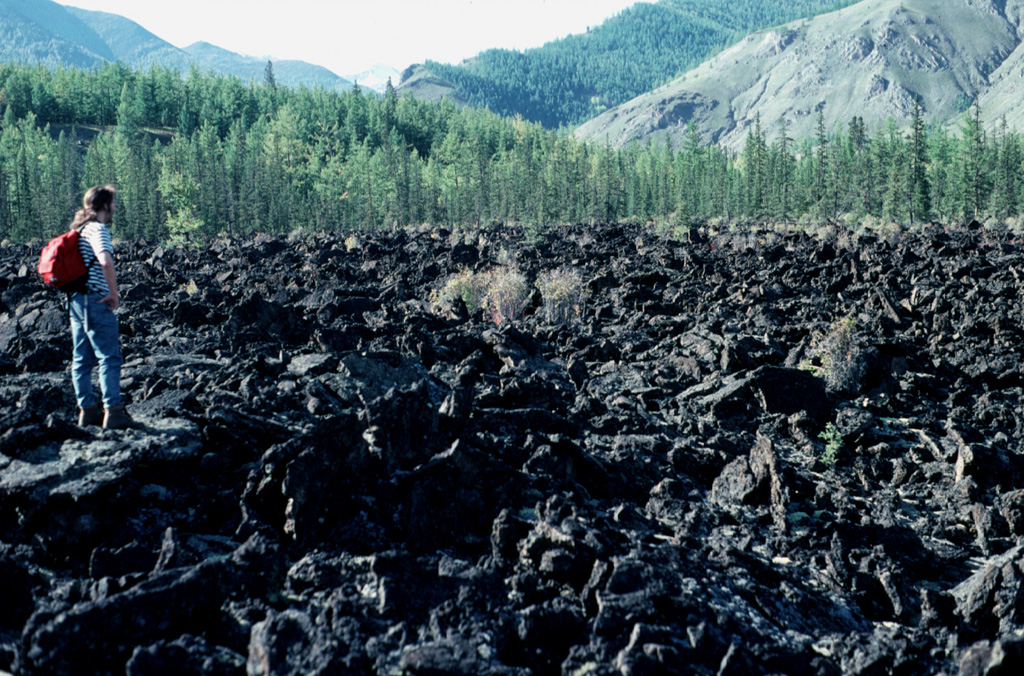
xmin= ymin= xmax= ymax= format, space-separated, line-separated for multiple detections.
xmin=1 ymin=221 xmax=1023 ymax=674
xmin=17 ymin=534 xmax=282 ymax=675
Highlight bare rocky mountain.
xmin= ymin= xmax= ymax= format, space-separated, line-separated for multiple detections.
xmin=1 ymin=220 xmax=1023 ymax=674
xmin=577 ymin=0 xmax=1024 ymax=150
xmin=396 ymin=63 xmax=461 ymax=105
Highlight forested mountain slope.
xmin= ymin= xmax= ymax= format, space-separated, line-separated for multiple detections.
xmin=0 ymin=0 xmax=354 ymax=91
xmin=397 ymin=0 xmax=861 ymax=128
xmin=0 ymin=0 xmax=111 ymax=68
xmin=577 ymin=0 xmax=1024 ymax=150
xmin=62 ymin=6 xmax=194 ymax=71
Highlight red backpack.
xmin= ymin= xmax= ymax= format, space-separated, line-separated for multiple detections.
xmin=38 ymin=226 xmax=89 ymax=291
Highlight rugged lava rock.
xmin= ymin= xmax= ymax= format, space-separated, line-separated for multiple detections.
xmin=1 ymin=222 xmax=1023 ymax=675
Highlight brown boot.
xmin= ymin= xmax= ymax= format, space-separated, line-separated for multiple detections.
xmin=78 ymin=405 xmax=103 ymax=426
xmin=103 ymin=405 xmax=136 ymax=430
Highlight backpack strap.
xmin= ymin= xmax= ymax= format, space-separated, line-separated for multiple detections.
xmin=75 ymin=221 xmax=99 ymax=292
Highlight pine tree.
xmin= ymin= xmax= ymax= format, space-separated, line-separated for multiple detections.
xmin=772 ymin=116 xmax=794 ymax=224
xmin=177 ymin=93 xmax=196 ymax=137
xmin=991 ymin=116 xmax=1021 ymax=219
xmin=813 ymin=108 xmax=829 ymax=218
xmin=31 ymin=77 xmax=57 ymax=124
xmin=825 ymin=138 xmax=845 ymax=221
xmin=382 ymin=78 xmax=398 ymax=137
xmin=846 ymin=116 xmax=869 ymax=216
xmin=959 ymin=100 xmax=989 ymax=221
xmin=882 ymin=141 xmax=907 ymax=224
xmin=908 ymin=97 xmax=931 ymax=224
xmin=928 ymin=128 xmax=956 ymax=224
xmin=116 ymin=82 xmax=143 ymax=147
xmin=743 ymin=114 xmax=768 ymax=219
xmin=264 ymin=61 xmax=277 ymax=90
xmin=868 ymin=123 xmax=897 ymax=218
xmin=589 ymin=142 xmax=615 ymax=225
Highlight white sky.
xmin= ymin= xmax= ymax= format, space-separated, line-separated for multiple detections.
xmin=58 ymin=0 xmax=641 ymax=77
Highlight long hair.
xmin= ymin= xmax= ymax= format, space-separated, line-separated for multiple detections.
xmin=70 ymin=184 xmax=117 ymax=230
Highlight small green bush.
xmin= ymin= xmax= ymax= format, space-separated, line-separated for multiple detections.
xmin=432 ymin=268 xmax=488 ymax=313
xmin=496 ymin=247 xmax=516 ymax=267
xmin=818 ymin=422 xmax=843 ymax=467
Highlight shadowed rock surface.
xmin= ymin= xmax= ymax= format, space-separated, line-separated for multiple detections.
xmin=1 ymin=222 xmax=1023 ymax=675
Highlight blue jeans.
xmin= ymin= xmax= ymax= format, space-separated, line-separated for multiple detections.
xmin=69 ymin=292 xmax=122 ymax=409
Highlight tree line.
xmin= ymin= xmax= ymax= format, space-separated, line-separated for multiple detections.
xmin=0 ymin=60 xmax=1022 ymax=245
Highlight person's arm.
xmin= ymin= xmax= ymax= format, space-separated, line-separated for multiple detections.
xmin=86 ymin=225 xmax=119 ymax=311
xmin=94 ymin=249 xmax=119 ymax=311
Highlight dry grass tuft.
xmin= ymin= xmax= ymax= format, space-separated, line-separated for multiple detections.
xmin=431 ymin=265 xmax=529 ymax=325
xmin=484 ymin=266 xmax=529 ymax=325
xmin=807 ymin=315 xmax=863 ymax=393
xmin=535 ymin=267 xmax=587 ymax=325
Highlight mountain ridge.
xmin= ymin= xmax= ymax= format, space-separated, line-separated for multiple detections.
xmin=397 ymin=0 xmax=864 ymax=128
xmin=577 ymin=0 xmax=1024 ymax=150
xmin=64 ymin=5 xmax=192 ymax=70
xmin=0 ymin=0 xmax=110 ymax=68
xmin=8 ymin=0 xmax=1023 ymax=149
xmin=0 ymin=0 xmax=355 ymax=91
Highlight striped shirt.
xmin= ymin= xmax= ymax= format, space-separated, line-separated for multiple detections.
xmin=77 ymin=222 xmax=114 ymax=295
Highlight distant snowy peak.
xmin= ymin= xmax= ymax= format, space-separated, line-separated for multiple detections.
xmin=346 ymin=65 xmax=402 ymax=93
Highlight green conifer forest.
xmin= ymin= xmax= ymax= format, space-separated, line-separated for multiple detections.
xmin=0 ymin=61 xmax=1022 ymax=245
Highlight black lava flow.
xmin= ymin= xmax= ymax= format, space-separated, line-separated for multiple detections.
xmin=1 ymin=221 xmax=1023 ymax=675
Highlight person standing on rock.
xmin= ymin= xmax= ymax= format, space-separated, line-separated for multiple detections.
xmin=68 ymin=184 xmax=134 ymax=430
